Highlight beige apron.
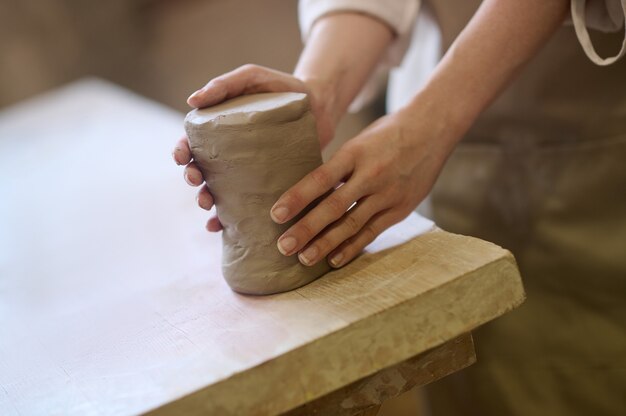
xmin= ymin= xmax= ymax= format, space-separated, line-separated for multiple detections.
xmin=423 ymin=1 xmax=626 ymax=414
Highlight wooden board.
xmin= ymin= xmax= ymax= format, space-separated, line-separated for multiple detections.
xmin=286 ymin=333 xmax=475 ymax=416
xmin=0 ymin=79 xmax=525 ymax=416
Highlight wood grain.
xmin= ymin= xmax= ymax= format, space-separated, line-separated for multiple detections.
xmin=0 ymin=80 xmax=524 ymax=416
xmin=147 ymin=230 xmax=522 ymax=416
xmin=286 ymin=334 xmax=475 ymax=416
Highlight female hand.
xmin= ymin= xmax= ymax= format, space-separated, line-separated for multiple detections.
xmin=171 ymin=64 xmax=336 ymax=231
xmin=271 ymin=104 xmax=456 ymax=268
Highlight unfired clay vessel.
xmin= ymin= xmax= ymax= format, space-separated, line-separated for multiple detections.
xmin=184 ymin=92 xmax=331 ymax=295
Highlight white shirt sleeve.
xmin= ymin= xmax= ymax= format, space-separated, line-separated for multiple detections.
xmin=298 ymin=0 xmax=626 ymax=112
xmin=298 ymin=0 xmax=420 ymax=112
xmin=571 ymin=0 xmax=626 ymax=65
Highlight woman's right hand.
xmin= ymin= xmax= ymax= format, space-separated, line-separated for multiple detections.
xmin=172 ymin=64 xmax=336 ymax=232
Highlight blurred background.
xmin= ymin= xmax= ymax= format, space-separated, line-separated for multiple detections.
xmin=0 ymin=0 xmax=384 ymax=153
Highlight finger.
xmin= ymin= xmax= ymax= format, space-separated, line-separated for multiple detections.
xmin=172 ymin=136 xmax=192 ymax=165
xmin=271 ymin=151 xmax=355 ymax=225
xmin=297 ymin=195 xmax=387 ymax=266
xmin=184 ymin=162 xmax=204 ymax=186
xmin=206 ymin=215 xmax=223 ymax=232
xmin=276 ymin=178 xmax=366 ymax=257
xmin=187 ymin=65 xmax=307 ymax=109
xmin=197 ymin=185 xmax=214 ymax=210
xmin=327 ymin=210 xmax=405 ymax=268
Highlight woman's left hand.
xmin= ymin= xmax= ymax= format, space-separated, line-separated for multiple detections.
xmin=271 ymin=105 xmax=455 ymax=268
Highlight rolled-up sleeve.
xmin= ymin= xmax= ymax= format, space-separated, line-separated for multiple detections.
xmin=298 ymin=0 xmax=419 ymax=67
xmin=571 ymin=0 xmax=626 ymax=65
xmin=298 ymin=0 xmax=418 ymax=37
xmin=298 ymin=0 xmax=420 ymax=111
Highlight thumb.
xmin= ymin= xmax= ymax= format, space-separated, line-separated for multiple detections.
xmin=187 ymin=78 xmax=240 ymax=109
xmin=186 ymin=64 xmax=309 ymax=109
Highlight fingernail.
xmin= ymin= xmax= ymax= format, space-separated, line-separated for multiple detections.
xmin=299 ymin=246 xmax=318 ymax=266
xmin=188 ymin=89 xmax=202 ymax=101
xmin=172 ymin=147 xmax=181 ymax=165
xmin=184 ymin=171 xmax=191 ymax=185
xmin=277 ymin=236 xmax=297 ymax=255
xmin=271 ymin=206 xmax=289 ymax=223
xmin=329 ymin=252 xmax=344 ymax=268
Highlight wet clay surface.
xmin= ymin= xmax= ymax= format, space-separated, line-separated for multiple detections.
xmin=185 ymin=92 xmax=330 ymax=295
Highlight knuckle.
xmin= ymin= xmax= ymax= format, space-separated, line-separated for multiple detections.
xmin=186 ymin=163 xmax=198 ymax=174
xmin=342 ymin=234 xmax=359 ymax=250
xmin=364 ymin=161 xmax=388 ymax=182
xmin=370 ymin=162 xmax=386 ymax=178
xmin=283 ymin=190 xmax=305 ymax=210
xmin=362 ymin=224 xmax=378 ymax=243
xmin=310 ymin=168 xmax=333 ymax=189
xmin=312 ymin=236 xmax=333 ymax=255
xmin=207 ymin=77 xmax=228 ymax=93
xmin=209 ymin=76 xmax=226 ymax=86
xmin=341 ymin=142 xmax=362 ymax=163
xmin=342 ymin=214 xmax=362 ymax=235
xmin=337 ymin=243 xmax=358 ymax=265
xmin=341 ymin=141 xmax=361 ymax=158
xmin=238 ymin=64 xmax=263 ymax=83
xmin=240 ymin=63 xmax=259 ymax=73
xmin=295 ymin=220 xmax=316 ymax=241
xmin=324 ymin=194 xmax=347 ymax=217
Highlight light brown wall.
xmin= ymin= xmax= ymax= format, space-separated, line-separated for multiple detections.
xmin=0 ymin=0 xmax=301 ymax=111
xmin=0 ymin=0 xmax=380 ymax=147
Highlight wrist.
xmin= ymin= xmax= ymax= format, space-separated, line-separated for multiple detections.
xmin=294 ymin=12 xmax=393 ymax=129
xmin=292 ymin=74 xmax=339 ymax=148
xmin=400 ymin=88 xmax=469 ymax=157
xmin=296 ymin=74 xmax=341 ymax=122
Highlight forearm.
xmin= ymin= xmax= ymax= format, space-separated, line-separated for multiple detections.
xmin=407 ymin=0 xmax=569 ymax=149
xmin=294 ymin=12 xmax=394 ymax=126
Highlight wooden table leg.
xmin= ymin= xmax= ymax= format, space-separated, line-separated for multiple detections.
xmin=283 ymin=333 xmax=475 ymax=416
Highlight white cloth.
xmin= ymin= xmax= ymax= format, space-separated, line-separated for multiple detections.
xmin=298 ymin=0 xmax=420 ymax=68
xmin=571 ymin=0 xmax=626 ymax=65
xmin=298 ymin=0 xmax=626 ymax=109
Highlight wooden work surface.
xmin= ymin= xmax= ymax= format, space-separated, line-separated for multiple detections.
xmin=0 ymin=79 xmax=525 ymax=415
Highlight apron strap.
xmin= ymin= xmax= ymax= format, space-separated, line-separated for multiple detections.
xmin=572 ymin=0 xmax=626 ymax=66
